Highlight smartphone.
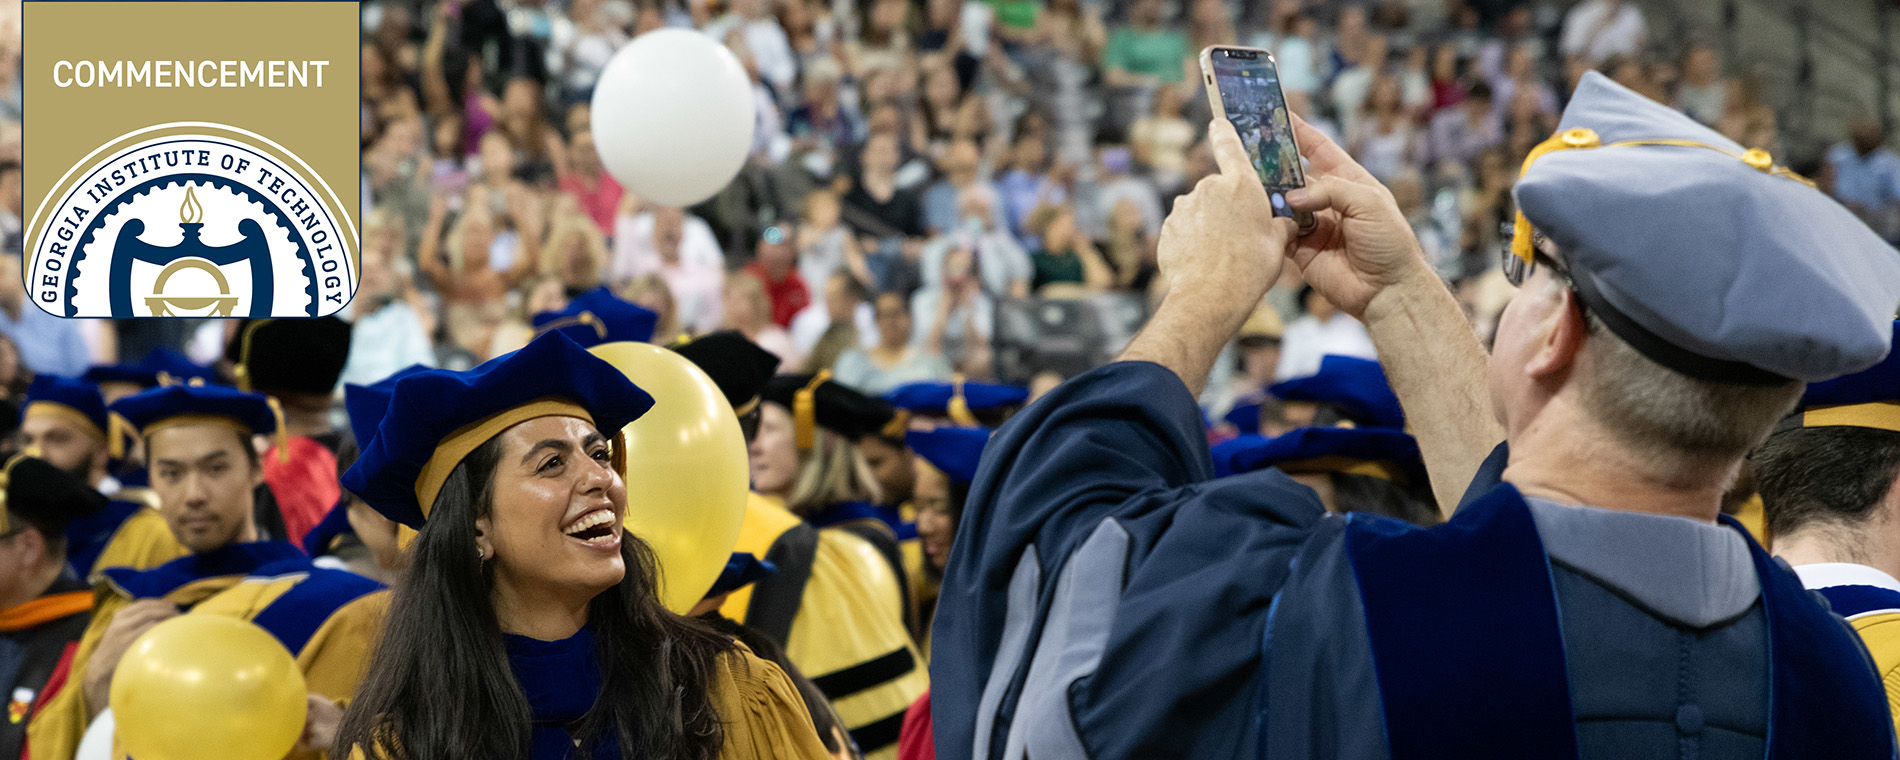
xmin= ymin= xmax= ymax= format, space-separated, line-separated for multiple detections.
xmin=1199 ymin=45 xmax=1316 ymax=234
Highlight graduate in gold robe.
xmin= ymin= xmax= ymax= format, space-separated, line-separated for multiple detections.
xmin=333 ymin=332 xmax=828 ymax=760
xmin=751 ymin=373 xmax=930 ymax=760
xmin=26 ymin=384 xmax=387 ymax=760
xmin=17 ymin=376 xmax=185 ymax=580
xmin=674 ymin=334 xmax=927 ymax=759
xmin=1756 ymin=319 xmax=1900 ymax=738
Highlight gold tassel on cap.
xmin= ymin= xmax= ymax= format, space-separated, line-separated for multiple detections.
xmin=882 ymin=410 xmax=911 ymax=439
xmin=947 ymin=374 xmax=978 ymax=427
xmin=533 ymin=311 xmax=607 ymax=341
xmin=0 ymin=447 xmax=42 ymax=533
xmin=265 ymin=396 xmax=289 ymax=464
xmin=794 ymin=371 xmax=829 ymax=450
xmin=107 ymin=412 xmax=133 ymax=460
xmin=233 ymin=318 xmax=273 ymax=393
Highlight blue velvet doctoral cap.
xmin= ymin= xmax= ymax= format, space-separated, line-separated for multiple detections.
xmin=1267 ymin=355 xmax=1405 ymax=430
xmin=907 ymin=426 xmax=991 ymax=485
xmin=704 ymin=552 xmax=778 ymax=599
xmin=22 ymin=375 xmax=109 ymax=440
xmin=532 ymin=286 xmax=660 ymax=348
xmin=1513 ymin=72 xmax=1900 ymax=384
xmin=885 ymin=378 xmax=1029 ymax=426
xmin=112 ymin=383 xmax=280 ymax=438
xmin=83 ymin=348 xmax=213 ymax=388
xmin=1210 ymin=427 xmax=1426 ymax=486
xmin=342 ymin=364 xmax=431 ymax=446
xmin=342 ymin=332 xmax=655 ymax=530
xmin=1787 ymin=320 xmax=1900 ymax=433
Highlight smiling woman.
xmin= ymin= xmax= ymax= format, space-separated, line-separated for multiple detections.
xmin=334 ymin=333 xmax=831 ymax=760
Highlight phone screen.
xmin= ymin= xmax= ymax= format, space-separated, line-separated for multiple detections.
xmin=1210 ymin=50 xmax=1304 ymax=218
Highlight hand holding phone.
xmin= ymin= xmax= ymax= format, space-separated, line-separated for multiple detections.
xmin=1199 ymin=45 xmax=1316 ymax=234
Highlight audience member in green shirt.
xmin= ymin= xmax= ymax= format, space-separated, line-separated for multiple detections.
xmin=1103 ymin=0 xmax=1189 ymax=86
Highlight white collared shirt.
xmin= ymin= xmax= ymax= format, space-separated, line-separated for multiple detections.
xmin=1793 ymin=562 xmax=1900 ymax=594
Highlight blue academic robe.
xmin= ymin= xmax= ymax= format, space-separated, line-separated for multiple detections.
xmin=932 ymin=361 xmax=1897 ymax=760
xmin=505 ymin=628 xmax=619 ymax=759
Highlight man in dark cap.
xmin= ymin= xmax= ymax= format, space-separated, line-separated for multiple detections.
xmin=0 ymin=454 xmax=109 ymax=759
xmin=225 ymin=317 xmax=354 ymax=451
xmin=225 ymin=317 xmax=353 ymax=546
xmin=935 ymin=72 xmax=1900 ymax=758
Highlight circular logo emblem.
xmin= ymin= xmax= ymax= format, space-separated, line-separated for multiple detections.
xmin=29 ymin=123 xmax=356 ymax=318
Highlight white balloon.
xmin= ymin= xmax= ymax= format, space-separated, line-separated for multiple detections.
xmin=591 ymin=29 xmax=757 ymax=208
xmin=77 ymin=707 xmax=116 ymax=760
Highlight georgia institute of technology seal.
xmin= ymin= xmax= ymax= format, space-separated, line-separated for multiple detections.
xmin=29 ymin=123 xmax=355 ymax=318
xmin=23 ymin=0 xmax=359 ymax=320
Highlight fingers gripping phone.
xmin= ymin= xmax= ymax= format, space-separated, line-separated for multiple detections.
xmin=1200 ymin=45 xmax=1317 ymax=234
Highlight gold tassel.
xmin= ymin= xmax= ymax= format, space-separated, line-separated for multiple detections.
xmin=794 ymin=370 xmax=830 ymax=450
xmin=233 ymin=319 xmax=273 ymax=392
xmin=266 ymin=396 xmax=289 ymax=464
xmin=0 ymin=448 xmax=41 ymax=533
xmin=107 ymin=412 xmax=133 ymax=460
xmin=533 ymin=311 xmax=607 ymax=341
xmin=883 ymin=409 xmax=911 ymax=439
xmin=947 ymin=373 xmax=978 ymax=427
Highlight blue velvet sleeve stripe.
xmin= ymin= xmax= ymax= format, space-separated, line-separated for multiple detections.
xmin=247 ymin=563 xmax=384 ymax=655
xmin=101 ymin=541 xmax=307 ymax=600
xmin=1345 ymin=484 xmax=1579 ymax=760
xmin=1816 ymin=584 xmax=1900 ymax=620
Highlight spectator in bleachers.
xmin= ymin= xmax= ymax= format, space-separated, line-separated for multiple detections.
xmin=1676 ymin=43 xmax=1728 ymax=127
xmin=1103 ymin=0 xmax=1188 ymax=91
xmin=539 ymin=201 xmax=612 ymax=295
xmin=1826 ymin=116 xmax=1900 ymax=242
xmin=341 ymin=209 xmax=436 ymax=388
xmin=612 ymin=205 xmax=727 ymax=333
xmin=555 ymin=130 xmax=623 ymax=236
xmin=833 ymin=292 xmax=952 ymax=394
xmin=743 ymin=225 xmax=811 ymax=330
xmin=920 ymin=190 xmax=1031 ymax=300
xmin=0 ymin=253 xmax=85 ymax=378
xmin=723 ymin=272 xmax=802 ymax=367
xmin=1428 ymin=80 xmax=1501 ymax=171
xmin=1349 ymin=74 xmax=1424 ymax=183
xmin=1561 ymin=0 xmax=1647 ymax=66
xmin=1277 ymin=286 xmax=1378 ymax=382
xmin=792 ymin=271 xmax=875 ymax=373
xmin=418 ymin=189 xmax=541 ymax=359
xmin=1331 ymin=33 xmax=1387 ymax=140
xmin=1128 ymin=85 xmax=1197 ymax=193
xmin=1026 ymin=205 xmax=1114 ymax=294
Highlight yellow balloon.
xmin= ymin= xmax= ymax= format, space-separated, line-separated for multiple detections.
xmin=109 ymin=614 xmax=307 ymax=760
xmin=589 ymin=341 xmax=749 ymax=613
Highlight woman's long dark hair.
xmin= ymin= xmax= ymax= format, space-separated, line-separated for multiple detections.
xmin=336 ymin=436 xmax=733 ymax=759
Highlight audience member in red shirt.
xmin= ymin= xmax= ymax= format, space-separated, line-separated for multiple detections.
xmin=742 ymin=223 xmax=811 ymax=328
xmin=556 ymin=129 xmax=624 ymax=236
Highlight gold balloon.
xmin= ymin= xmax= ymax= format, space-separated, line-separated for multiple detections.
xmin=589 ymin=341 xmax=749 ymax=613
xmin=110 ymin=615 xmax=307 ymax=760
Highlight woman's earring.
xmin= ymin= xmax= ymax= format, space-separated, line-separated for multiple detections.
xmin=477 ymin=545 xmax=488 ymax=562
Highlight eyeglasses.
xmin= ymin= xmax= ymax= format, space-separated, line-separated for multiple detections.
xmin=1498 ymin=223 xmax=1570 ymax=288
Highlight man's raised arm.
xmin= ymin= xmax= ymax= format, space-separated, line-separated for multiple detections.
xmin=1283 ymin=113 xmax=1504 ymax=515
